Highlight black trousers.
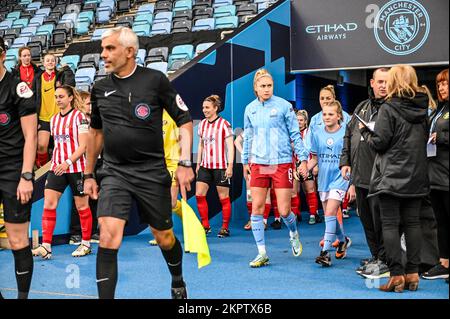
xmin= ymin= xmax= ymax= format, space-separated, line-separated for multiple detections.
xmin=419 ymin=196 xmax=440 ymax=271
xmin=379 ymin=194 xmax=422 ymax=276
xmin=356 ymin=187 xmax=385 ymax=261
xmin=430 ymin=189 xmax=449 ymax=259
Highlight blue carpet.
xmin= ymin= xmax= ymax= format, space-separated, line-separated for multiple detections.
xmin=0 ymin=213 xmax=448 ymax=299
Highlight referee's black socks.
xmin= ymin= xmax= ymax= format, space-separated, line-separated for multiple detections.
xmin=96 ymin=247 xmax=118 ymax=299
xmin=160 ymin=237 xmax=184 ymax=288
xmin=12 ymin=246 xmax=34 ymax=299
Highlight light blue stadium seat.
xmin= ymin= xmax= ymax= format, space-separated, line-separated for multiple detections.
xmin=91 ymin=28 xmax=107 ymax=41
xmin=27 ymin=2 xmax=42 ymax=11
xmin=153 ymin=11 xmax=173 ymax=24
xmin=13 ymin=18 xmax=29 ymax=28
xmin=195 ymin=42 xmax=215 ymax=55
xmin=76 ymin=21 xmax=90 ymax=35
xmin=11 ymin=37 xmax=30 ymax=49
xmin=61 ymin=13 xmax=78 ymax=27
xmin=174 ymin=0 xmax=193 ymax=11
xmin=6 ymin=49 xmax=20 ymax=62
xmin=75 ymin=67 xmax=96 ymax=85
xmin=20 ymin=26 xmax=38 ymax=37
xmin=19 ymin=0 xmax=32 ymax=5
xmin=215 ymin=15 xmax=238 ymax=29
xmin=0 ymin=20 xmax=14 ymax=30
xmin=136 ymin=49 xmax=146 ymax=66
xmin=29 ymin=16 xmax=45 ymax=27
xmin=147 ymin=61 xmax=168 ymax=74
xmin=192 ymin=18 xmax=215 ymax=31
xmin=132 ymin=23 xmax=151 ymax=36
xmin=137 ymin=3 xmax=155 ymax=15
xmin=100 ymin=0 xmax=116 ymax=12
xmin=61 ymin=55 xmax=81 ymax=72
xmin=150 ymin=22 xmax=171 ymax=36
xmin=96 ymin=8 xmax=112 ymax=23
xmin=35 ymin=7 xmax=51 ymax=18
xmin=133 ymin=14 xmax=153 ymax=27
xmin=213 ymin=0 xmax=233 ymax=8
xmin=78 ymin=11 xmax=94 ymax=24
xmin=6 ymin=12 xmax=21 ymax=21
xmin=36 ymin=24 xmax=54 ymax=38
xmin=214 ymin=5 xmax=236 ymax=18
xmin=168 ymin=44 xmax=194 ymax=68
xmin=5 ymin=59 xmax=16 ymax=72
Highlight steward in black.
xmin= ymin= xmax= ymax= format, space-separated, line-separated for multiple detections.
xmin=361 ymin=92 xmax=430 ymax=198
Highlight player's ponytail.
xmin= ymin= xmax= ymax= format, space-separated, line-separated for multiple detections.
xmin=320 ymin=85 xmax=336 ymax=99
xmin=59 ymin=85 xmax=86 ymax=114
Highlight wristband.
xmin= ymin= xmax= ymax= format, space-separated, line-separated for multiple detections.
xmin=65 ymin=158 xmax=73 ymax=166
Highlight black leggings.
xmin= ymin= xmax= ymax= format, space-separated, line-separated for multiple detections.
xmin=430 ymin=189 xmax=449 ymax=259
xmin=379 ymin=194 xmax=422 ymax=276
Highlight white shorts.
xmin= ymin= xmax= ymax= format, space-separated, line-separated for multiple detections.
xmin=319 ymin=189 xmax=346 ymax=202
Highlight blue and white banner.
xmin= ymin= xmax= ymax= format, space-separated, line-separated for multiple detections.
xmin=290 ymin=0 xmax=449 ymax=72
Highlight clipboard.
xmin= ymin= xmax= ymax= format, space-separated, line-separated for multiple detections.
xmin=354 ymin=114 xmax=374 ymax=132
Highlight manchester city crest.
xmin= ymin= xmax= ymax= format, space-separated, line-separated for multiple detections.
xmin=374 ymin=0 xmax=430 ymax=56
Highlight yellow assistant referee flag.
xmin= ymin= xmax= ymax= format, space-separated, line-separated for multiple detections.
xmin=181 ymin=199 xmax=211 ymax=269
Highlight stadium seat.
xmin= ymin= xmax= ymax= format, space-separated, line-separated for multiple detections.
xmin=213 ymin=0 xmax=233 ymax=8
xmin=193 ymin=7 xmax=213 ymax=20
xmin=147 ymin=61 xmax=168 ymax=74
xmin=35 ymin=7 xmax=51 ymax=18
xmin=94 ymin=67 xmax=107 ymax=82
xmin=51 ymin=29 xmax=67 ymax=47
xmin=36 ymin=24 xmax=54 ymax=38
xmin=13 ymin=18 xmax=29 ymax=28
xmin=28 ymin=42 xmax=43 ymax=61
xmin=6 ymin=11 xmax=21 ymax=21
xmin=20 ymin=26 xmax=37 ymax=37
xmin=193 ymin=0 xmax=212 ymax=10
xmin=5 ymin=28 xmax=22 ymax=38
xmin=135 ymin=49 xmax=146 ymax=66
xmin=80 ymin=53 xmax=100 ymax=69
xmin=116 ymin=15 xmax=134 ymax=28
xmin=214 ymin=5 xmax=236 ymax=18
xmin=173 ymin=20 xmax=192 ymax=33
xmin=75 ymin=66 xmax=96 ymax=85
xmin=5 ymin=48 xmax=19 ymax=62
xmin=133 ymin=14 xmax=153 ymax=27
xmin=91 ymin=28 xmax=107 ymax=41
xmin=215 ymin=15 xmax=238 ymax=29
xmin=2 ymin=35 xmax=16 ymax=48
xmin=29 ymin=16 xmax=45 ymax=27
xmin=29 ymin=34 xmax=48 ymax=51
xmin=195 ymin=42 xmax=215 ymax=55
xmin=11 ymin=36 xmax=30 ymax=49
xmin=154 ymin=1 xmax=173 ymax=14
xmin=154 ymin=11 xmax=173 ymax=24
xmin=66 ymin=3 xmax=81 ymax=14
xmin=169 ymin=59 xmax=189 ymax=72
xmin=173 ymin=0 xmax=193 ymax=12
xmin=19 ymin=0 xmax=32 ymax=5
xmin=76 ymin=83 xmax=91 ymax=92
xmin=27 ymin=1 xmax=42 ymax=11
xmin=132 ymin=23 xmax=151 ymax=36
xmin=117 ymin=0 xmax=130 ymax=13
xmin=77 ymin=11 xmax=94 ymax=23
xmin=60 ymin=13 xmax=77 ymax=27
xmin=150 ymin=22 xmax=171 ymax=36
xmin=137 ymin=3 xmax=155 ymax=15
xmin=59 ymin=55 xmax=79 ymax=73
xmin=169 ymin=44 xmax=194 ymax=67
xmin=192 ymin=17 xmax=215 ymax=31
xmin=0 ymin=20 xmax=13 ymax=30
xmin=146 ymin=47 xmax=169 ymax=63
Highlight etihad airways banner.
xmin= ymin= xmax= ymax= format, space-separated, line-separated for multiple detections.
xmin=290 ymin=0 xmax=449 ymax=72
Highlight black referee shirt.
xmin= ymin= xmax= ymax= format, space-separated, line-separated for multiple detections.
xmin=0 ymin=71 xmax=36 ymax=168
xmin=90 ymin=66 xmax=191 ymax=181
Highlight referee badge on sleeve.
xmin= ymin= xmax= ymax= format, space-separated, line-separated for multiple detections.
xmin=176 ymin=94 xmax=189 ymax=111
xmin=16 ymin=82 xmax=34 ymax=98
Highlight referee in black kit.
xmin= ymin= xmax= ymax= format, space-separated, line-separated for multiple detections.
xmin=83 ymin=27 xmax=195 ymax=299
xmin=0 ymin=36 xmax=37 ymax=299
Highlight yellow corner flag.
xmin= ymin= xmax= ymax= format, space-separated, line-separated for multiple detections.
xmin=181 ymin=199 xmax=211 ymax=269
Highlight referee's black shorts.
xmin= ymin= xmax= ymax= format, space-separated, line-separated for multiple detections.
xmin=197 ymin=166 xmax=231 ymax=187
xmin=0 ymin=167 xmax=32 ymax=224
xmin=97 ymin=175 xmax=173 ymax=231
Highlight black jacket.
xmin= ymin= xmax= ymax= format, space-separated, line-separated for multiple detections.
xmin=360 ymin=93 xmax=430 ymax=198
xmin=32 ymin=65 xmax=75 ymax=117
xmin=428 ymin=101 xmax=449 ymax=191
xmin=10 ymin=63 xmax=41 ymax=86
xmin=340 ymin=90 xmax=385 ymax=189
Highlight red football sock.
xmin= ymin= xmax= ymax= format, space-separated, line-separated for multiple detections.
xmin=78 ymin=207 xmax=93 ymax=241
xmin=36 ymin=152 xmax=48 ymax=168
xmin=246 ymin=201 xmax=252 ymax=217
xmin=220 ymin=197 xmax=231 ymax=230
xmin=306 ymin=192 xmax=318 ymax=215
xmin=263 ymin=204 xmax=271 ymax=220
xmin=196 ymin=195 xmax=209 ymax=228
xmin=342 ymin=195 xmax=349 ymax=211
xmin=42 ymin=208 xmax=56 ymax=245
xmin=291 ymin=195 xmax=300 ymax=216
xmin=337 ymin=207 xmax=343 ymax=226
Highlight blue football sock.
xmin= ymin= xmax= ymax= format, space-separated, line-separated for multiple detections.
xmin=335 ymin=219 xmax=345 ymax=242
xmin=251 ymin=215 xmax=266 ymax=255
xmin=323 ymin=216 xmax=337 ymax=251
xmin=281 ymin=212 xmax=298 ymax=237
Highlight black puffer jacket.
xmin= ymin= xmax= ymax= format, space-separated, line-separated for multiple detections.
xmin=340 ymin=90 xmax=385 ymax=189
xmin=428 ymin=101 xmax=449 ymax=191
xmin=32 ymin=65 xmax=75 ymax=117
xmin=360 ymin=93 xmax=430 ymax=198
xmin=10 ymin=63 xmax=41 ymax=85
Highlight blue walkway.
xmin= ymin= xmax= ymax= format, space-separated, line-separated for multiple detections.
xmin=0 ymin=213 xmax=448 ymax=299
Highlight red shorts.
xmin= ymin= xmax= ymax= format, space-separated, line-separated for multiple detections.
xmin=250 ymin=163 xmax=293 ymax=189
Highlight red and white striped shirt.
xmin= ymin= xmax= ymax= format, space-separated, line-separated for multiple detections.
xmin=50 ymin=108 xmax=88 ymax=173
xmin=198 ymin=117 xmax=233 ymax=169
